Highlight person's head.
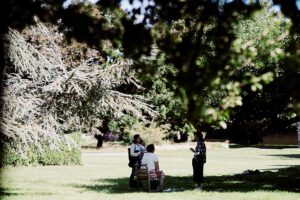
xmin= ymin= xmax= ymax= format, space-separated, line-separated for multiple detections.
xmin=146 ymin=144 xmax=155 ymax=153
xmin=194 ymin=132 xmax=205 ymax=141
xmin=132 ymin=134 xmax=142 ymax=144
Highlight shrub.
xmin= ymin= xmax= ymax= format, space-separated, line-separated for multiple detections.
xmin=125 ymin=122 xmax=170 ymax=145
xmin=1 ymin=134 xmax=81 ymax=167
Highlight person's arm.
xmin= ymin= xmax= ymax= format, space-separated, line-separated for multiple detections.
xmin=140 ymin=144 xmax=145 ymax=153
xmin=202 ymin=142 xmax=207 ymax=163
xmin=193 ymin=142 xmax=200 ymax=155
xmin=130 ymin=144 xmax=140 ymax=157
xmin=154 ymin=161 xmax=161 ymax=177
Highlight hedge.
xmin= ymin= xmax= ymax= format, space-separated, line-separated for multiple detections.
xmin=1 ymin=133 xmax=82 ymax=167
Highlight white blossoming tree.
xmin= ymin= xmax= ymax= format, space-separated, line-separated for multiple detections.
xmin=1 ymin=19 xmax=157 ymax=166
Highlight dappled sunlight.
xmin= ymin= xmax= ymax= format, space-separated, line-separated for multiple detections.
xmin=1 ymin=148 xmax=300 ymax=199
xmin=1 ymin=1 xmax=300 ymax=200
xmin=71 ymin=166 xmax=300 ymax=194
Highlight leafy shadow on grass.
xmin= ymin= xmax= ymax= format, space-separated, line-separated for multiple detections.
xmin=73 ymin=166 xmax=300 ymax=194
xmin=229 ymin=144 xmax=298 ymax=149
xmin=266 ymin=154 xmax=300 ymax=159
xmin=257 ymin=145 xmax=299 ymax=149
xmin=0 ymin=187 xmax=54 ymax=197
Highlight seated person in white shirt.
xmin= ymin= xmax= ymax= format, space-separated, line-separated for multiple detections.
xmin=142 ymin=144 xmax=165 ymax=191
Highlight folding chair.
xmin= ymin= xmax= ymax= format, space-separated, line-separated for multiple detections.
xmin=135 ymin=164 xmax=151 ymax=192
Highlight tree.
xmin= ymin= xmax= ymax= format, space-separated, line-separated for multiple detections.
xmin=136 ymin=45 xmax=196 ymax=141
xmin=200 ymin=5 xmax=299 ymax=144
xmin=1 ymin=19 xmax=157 ymax=165
xmin=1 ymin=0 xmax=300 ymax=153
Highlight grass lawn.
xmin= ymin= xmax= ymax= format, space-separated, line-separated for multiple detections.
xmin=1 ymin=143 xmax=300 ymax=200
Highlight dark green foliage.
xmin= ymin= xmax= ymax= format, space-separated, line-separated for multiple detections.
xmin=1 ymin=1 xmax=299 ymax=122
xmin=1 ymin=0 xmax=300 ymax=153
xmin=199 ymin=6 xmax=298 ymax=143
xmin=227 ymin=65 xmax=299 ymax=144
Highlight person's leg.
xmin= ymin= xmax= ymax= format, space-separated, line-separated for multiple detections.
xmin=158 ymin=171 xmax=165 ymax=191
xmin=192 ymin=158 xmax=199 ymax=183
xmin=199 ymin=163 xmax=204 ymax=185
xmin=196 ymin=162 xmax=204 ymax=189
xmin=129 ymin=167 xmax=136 ymax=187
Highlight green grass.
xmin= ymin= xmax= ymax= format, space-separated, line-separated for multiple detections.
xmin=1 ymin=144 xmax=300 ymax=200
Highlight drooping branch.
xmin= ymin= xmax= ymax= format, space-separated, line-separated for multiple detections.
xmin=1 ymin=20 xmax=158 ymax=156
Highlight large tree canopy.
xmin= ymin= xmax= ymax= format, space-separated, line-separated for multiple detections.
xmin=1 ymin=0 xmax=300 ymax=154
xmin=1 ymin=0 xmax=299 ymax=121
xmin=198 ymin=6 xmax=299 ymax=143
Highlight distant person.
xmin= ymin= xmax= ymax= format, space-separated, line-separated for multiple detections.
xmin=142 ymin=144 xmax=165 ymax=191
xmin=190 ymin=133 xmax=206 ymax=190
xmin=129 ymin=134 xmax=145 ymax=188
xmin=91 ymin=127 xmax=103 ymax=148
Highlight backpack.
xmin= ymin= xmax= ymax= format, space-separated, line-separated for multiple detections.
xmin=128 ymin=146 xmax=140 ymax=168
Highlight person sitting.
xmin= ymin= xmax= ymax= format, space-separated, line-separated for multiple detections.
xmin=142 ymin=144 xmax=165 ymax=191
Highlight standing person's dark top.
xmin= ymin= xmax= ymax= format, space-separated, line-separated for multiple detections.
xmin=129 ymin=134 xmax=145 ymax=188
xmin=190 ymin=133 xmax=206 ymax=190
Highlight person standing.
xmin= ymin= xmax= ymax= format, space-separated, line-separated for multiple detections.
xmin=92 ymin=127 xmax=103 ymax=148
xmin=129 ymin=134 xmax=145 ymax=188
xmin=190 ymin=133 xmax=206 ymax=190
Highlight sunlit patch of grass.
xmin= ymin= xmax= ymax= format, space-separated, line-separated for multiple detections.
xmin=1 ymin=146 xmax=300 ymax=200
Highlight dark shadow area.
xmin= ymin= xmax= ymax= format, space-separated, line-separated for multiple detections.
xmin=72 ymin=166 xmax=300 ymax=194
xmin=229 ymin=144 xmax=299 ymax=149
xmin=0 ymin=191 xmax=54 ymax=197
xmin=70 ymin=176 xmax=195 ymax=194
xmin=229 ymin=144 xmax=252 ymax=148
xmin=257 ymin=145 xmax=299 ymax=149
xmin=262 ymin=164 xmax=300 ymax=168
xmin=0 ymin=187 xmax=54 ymax=198
xmin=266 ymin=154 xmax=300 ymax=159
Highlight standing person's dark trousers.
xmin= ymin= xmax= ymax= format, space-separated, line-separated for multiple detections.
xmin=129 ymin=165 xmax=137 ymax=187
xmin=129 ymin=160 xmax=142 ymax=187
xmin=192 ymin=158 xmax=204 ymax=186
xmin=129 ymin=157 xmax=142 ymax=187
